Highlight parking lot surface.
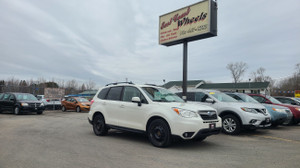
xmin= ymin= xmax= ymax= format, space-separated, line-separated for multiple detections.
xmin=0 ymin=110 xmax=299 ymax=168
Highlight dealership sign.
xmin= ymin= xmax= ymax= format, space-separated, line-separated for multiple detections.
xmin=159 ymin=0 xmax=217 ymax=46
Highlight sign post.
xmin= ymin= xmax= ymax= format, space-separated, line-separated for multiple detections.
xmin=159 ymin=0 xmax=218 ymax=101
xmin=182 ymin=41 xmax=188 ymax=101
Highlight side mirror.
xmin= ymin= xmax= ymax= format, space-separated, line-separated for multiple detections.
xmin=205 ymin=98 xmax=215 ymax=104
xmin=291 ymin=102 xmax=297 ymax=105
xmin=132 ymin=97 xmax=141 ymax=106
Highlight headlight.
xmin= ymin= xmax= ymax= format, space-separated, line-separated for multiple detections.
xmin=241 ymin=107 xmax=257 ymax=114
xmin=172 ymin=108 xmax=198 ymax=118
xmin=40 ymin=103 xmax=45 ymax=107
xmin=21 ymin=103 xmax=29 ymax=106
xmin=272 ymin=108 xmax=286 ymax=113
xmin=295 ymin=108 xmax=300 ymax=111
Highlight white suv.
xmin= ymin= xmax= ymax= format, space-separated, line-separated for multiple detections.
xmin=88 ymin=83 xmax=221 ymax=147
xmin=176 ymin=90 xmax=271 ymax=135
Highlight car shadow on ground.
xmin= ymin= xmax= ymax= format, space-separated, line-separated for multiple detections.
xmin=92 ymin=129 xmax=221 ymax=149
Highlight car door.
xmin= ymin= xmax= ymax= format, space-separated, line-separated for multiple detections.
xmin=118 ymin=86 xmax=149 ymax=130
xmin=1 ymin=94 xmax=15 ymax=111
xmin=103 ymin=86 xmax=123 ymax=126
xmin=0 ymin=93 xmax=4 ymax=111
xmin=70 ymin=98 xmax=77 ymax=110
xmin=62 ymin=97 xmax=71 ymax=110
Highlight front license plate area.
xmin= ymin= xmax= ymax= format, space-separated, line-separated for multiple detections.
xmin=209 ymin=123 xmax=216 ymax=129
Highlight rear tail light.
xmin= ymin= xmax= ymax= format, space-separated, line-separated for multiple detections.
xmin=90 ymin=100 xmax=94 ymax=105
xmin=46 ymin=99 xmax=50 ymax=102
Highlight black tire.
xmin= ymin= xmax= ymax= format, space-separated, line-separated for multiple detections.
xmin=271 ymin=123 xmax=278 ymax=127
xmin=222 ymin=115 xmax=241 ymax=135
xmin=62 ymin=106 xmax=66 ymax=112
xmin=93 ymin=115 xmax=108 ymax=136
xmin=147 ymin=119 xmax=172 ymax=147
xmin=76 ymin=106 xmax=81 ymax=113
xmin=37 ymin=111 xmax=43 ymax=115
xmin=286 ymin=117 xmax=296 ymax=125
xmin=14 ymin=106 xmax=20 ymax=115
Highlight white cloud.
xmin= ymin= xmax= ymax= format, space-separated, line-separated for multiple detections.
xmin=0 ymin=0 xmax=299 ymax=86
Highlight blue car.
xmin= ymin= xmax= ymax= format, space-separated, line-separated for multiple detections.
xmin=226 ymin=92 xmax=292 ymax=126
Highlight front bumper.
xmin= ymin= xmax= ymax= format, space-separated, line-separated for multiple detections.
xmin=20 ymin=106 xmax=45 ymax=112
xmin=80 ymin=106 xmax=90 ymax=111
xmin=243 ymin=117 xmax=271 ymax=129
xmin=170 ymin=116 xmax=222 ymax=140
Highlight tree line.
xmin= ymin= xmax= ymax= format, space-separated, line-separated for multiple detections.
xmin=0 ymin=77 xmax=96 ymax=95
xmin=226 ymin=62 xmax=300 ymax=97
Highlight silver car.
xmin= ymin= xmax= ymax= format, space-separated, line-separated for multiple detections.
xmin=176 ymin=90 xmax=271 ymax=135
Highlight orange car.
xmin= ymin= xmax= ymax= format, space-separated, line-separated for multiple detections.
xmin=61 ymin=97 xmax=91 ymax=112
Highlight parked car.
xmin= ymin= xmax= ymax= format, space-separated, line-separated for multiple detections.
xmin=61 ymin=97 xmax=90 ymax=112
xmin=248 ymin=94 xmax=300 ymax=125
xmin=273 ymin=96 xmax=300 ymax=106
xmin=36 ymin=95 xmax=61 ymax=110
xmin=226 ymin=92 xmax=292 ymax=126
xmin=176 ymin=90 xmax=271 ymax=135
xmin=0 ymin=92 xmax=45 ymax=115
xmin=88 ymin=82 xmax=221 ymax=147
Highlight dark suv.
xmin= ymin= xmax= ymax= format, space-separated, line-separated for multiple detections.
xmin=0 ymin=93 xmax=45 ymax=115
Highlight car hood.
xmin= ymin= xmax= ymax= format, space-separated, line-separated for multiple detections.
xmin=158 ymin=102 xmax=217 ymax=112
xmin=217 ymin=101 xmax=266 ymax=109
xmin=19 ymin=100 xmax=42 ymax=103
xmin=273 ymin=103 xmax=300 ymax=109
xmin=263 ymin=104 xmax=289 ymax=110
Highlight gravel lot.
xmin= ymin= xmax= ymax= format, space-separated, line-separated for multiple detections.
xmin=0 ymin=110 xmax=299 ymax=168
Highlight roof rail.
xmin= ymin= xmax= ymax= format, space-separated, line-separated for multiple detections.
xmin=105 ymin=82 xmax=134 ymax=86
xmin=144 ymin=84 xmax=157 ymax=86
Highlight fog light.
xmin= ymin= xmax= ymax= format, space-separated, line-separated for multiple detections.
xmin=183 ymin=132 xmax=194 ymax=138
xmin=249 ymin=119 xmax=257 ymax=124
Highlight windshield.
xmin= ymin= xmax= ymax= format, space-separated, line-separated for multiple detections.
xmin=209 ymin=92 xmax=238 ymax=102
xmin=15 ymin=93 xmax=38 ymax=101
xmin=237 ymin=93 xmax=259 ymax=103
xmin=142 ymin=87 xmax=184 ymax=102
xmin=266 ymin=95 xmax=282 ymax=104
xmin=77 ymin=98 xmax=89 ymax=102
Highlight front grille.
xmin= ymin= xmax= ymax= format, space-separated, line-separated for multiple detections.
xmin=198 ymin=111 xmax=218 ymax=120
xmin=255 ymin=108 xmax=268 ymax=116
xmin=28 ymin=103 xmax=41 ymax=108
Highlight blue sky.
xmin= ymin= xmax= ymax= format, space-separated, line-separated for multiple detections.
xmin=0 ymin=0 xmax=299 ymax=86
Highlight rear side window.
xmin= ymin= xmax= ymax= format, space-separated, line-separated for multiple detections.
xmin=186 ymin=92 xmax=195 ymax=101
xmin=97 ymin=88 xmax=110 ymax=99
xmin=106 ymin=87 xmax=123 ymax=101
xmin=251 ymin=96 xmax=266 ymax=103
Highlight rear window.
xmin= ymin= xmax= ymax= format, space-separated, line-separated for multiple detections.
xmin=106 ymin=87 xmax=123 ymax=101
xmin=97 ymin=88 xmax=110 ymax=99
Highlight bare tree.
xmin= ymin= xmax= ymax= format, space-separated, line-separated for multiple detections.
xmin=86 ymin=79 xmax=96 ymax=90
xmin=251 ymin=67 xmax=273 ymax=82
xmin=226 ymin=62 xmax=248 ymax=83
